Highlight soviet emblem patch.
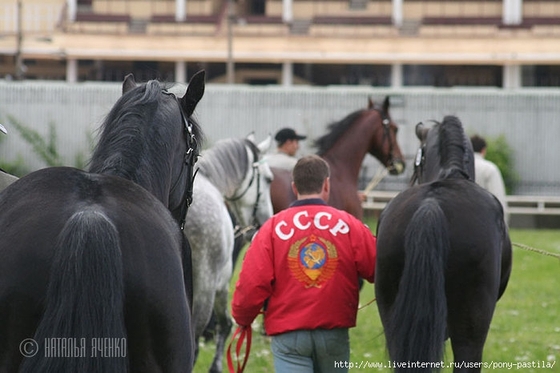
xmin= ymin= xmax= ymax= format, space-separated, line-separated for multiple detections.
xmin=288 ymin=234 xmax=338 ymax=288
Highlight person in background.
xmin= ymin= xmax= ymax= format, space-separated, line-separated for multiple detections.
xmin=470 ymin=134 xmax=508 ymax=223
xmin=266 ymin=127 xmax=307 ymax=171
xmin=0 ymin=124 xmax=18 ymax=191
xmin=231 ymin=155 xmax=377 ymax=373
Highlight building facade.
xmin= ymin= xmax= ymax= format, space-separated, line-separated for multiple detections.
xmin=1 ymin=0 xmax=560 ymax=87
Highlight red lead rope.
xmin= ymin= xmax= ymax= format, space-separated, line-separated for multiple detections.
xmin=227 ymin=325 xmax=252 ymax=373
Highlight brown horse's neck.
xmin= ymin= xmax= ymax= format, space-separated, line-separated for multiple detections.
xmin=321 ymin=110 xmax=376 ymax=181
xmin=318 ymin=110 xmax=381 ymax=220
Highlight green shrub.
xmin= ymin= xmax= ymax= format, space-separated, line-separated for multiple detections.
xmin=0 ymin=115 xmax=92 ymax=176
xmin=484 ymin=135 xmax=519 ymax=195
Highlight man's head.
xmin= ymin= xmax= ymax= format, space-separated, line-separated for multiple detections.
xmin=470 ymin=135 xmax=487 ymax=155
xmin=274 ymin=128 xmax=306 ymax=157
xmin=292 ymin=155 xmax=330 ymax=200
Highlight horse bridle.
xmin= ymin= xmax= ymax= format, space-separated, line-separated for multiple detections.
xmin=225 ymin=148 xmax=264 ymax=234
xmin=411 ymin=135 xmax=426 ymax=186
xmin=166 ymin=91 xmax=198 ymax=230
xmin=409 ymin=121 xmax=473 ymax=186
xmin=370 ymin=105 xmax=398 ymax=173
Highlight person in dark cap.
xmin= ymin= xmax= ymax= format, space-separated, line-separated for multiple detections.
xmin=267 ymin=127 xmax=307 ymax=171
xmin=0 ymin=124 xmax=19 ymax=191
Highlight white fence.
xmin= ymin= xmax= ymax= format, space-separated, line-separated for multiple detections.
xmin=363 ymin=191 xmax=560 ymax=217
xmin=362 ymin=190 xmax=560 ymax=228
xmin=1 ymin=81 xmax=560 ymax=196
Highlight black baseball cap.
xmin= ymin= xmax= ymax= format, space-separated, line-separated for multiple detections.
xmin=275 ymin=128 xmax=307 ymax=143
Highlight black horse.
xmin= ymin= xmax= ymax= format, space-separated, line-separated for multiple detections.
xmin=375 ymin=116 xmax=512 ymax=372
xmin=0 ymin=71 xmax=205 ymax=372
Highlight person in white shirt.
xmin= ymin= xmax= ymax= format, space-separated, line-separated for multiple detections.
xmin=470 ymin=134 xmax=508 ymax=223
xmin=266 ymin=127 xmax=307 ymax=171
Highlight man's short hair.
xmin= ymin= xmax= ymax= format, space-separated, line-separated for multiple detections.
xmin=293 ymin=155 xmax=330 ymax=195
xmin=470 ymin=135 xmax=487 ymax=153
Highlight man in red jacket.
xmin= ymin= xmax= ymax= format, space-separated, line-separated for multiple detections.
xmin=231 ymin=155 xmax=377 ymax=373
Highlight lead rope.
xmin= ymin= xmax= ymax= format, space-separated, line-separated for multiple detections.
xmin=362 ymin=167 xmax=389 ymax=196
xmin=234 ymin=225 xmax=256 ymax=240
xmin=513 ymin=242 xmax=560 ymax=261
xmin=357 ymin=167 xmax=386 ymax=312
xmin=227 ymin=310 xmax=266 ymax=373
xmin=226 ymin=322 xmax=256 ymax=373
xmin=355 ymin=242 xmax=560 ymax=313
xmin=355 ymin=242 xmax=559 ymax=314
xmin=358 ymin=297 xmax=377 ymax=311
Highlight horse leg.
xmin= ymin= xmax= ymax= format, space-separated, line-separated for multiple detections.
xmin=209 ymin=264 xmax=234 ymax=373
xmin=0 ymin=297 xmax=39 ymax=372
xmin=191 ymin=268 xmax=218 ymax=366
xmin=126 ymin=281 xmax=194 ymax=372
xmin=447 ymin=289 xmax=497 ymax=373
xmin=498 ymin=234 xmax=512 ymax=300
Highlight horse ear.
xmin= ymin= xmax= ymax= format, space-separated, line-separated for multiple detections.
xmin=246 ymin=131 xmax=256 ymax=144
xmin=383 ymin=96 xmax=390 ymax=112
xmin=182 ymin=70 xmax=206 ymax=117
xmin=0 ymin=123 xmax=6 ymax=135
xmin=257 ymin=134 xmax=273 ymax=154
xmin=368 ymin=96 xmax=374 ymax=109
xmin=122 ymin=74 xmax=136 ymax=95
xmin=415 ymin=122 xmax=427 ymax=140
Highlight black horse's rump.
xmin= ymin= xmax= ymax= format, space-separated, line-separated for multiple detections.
xmin=20 ymin=205 xmax=127 ymax=373
xmin=375 ymin=116 xmax=511 ymax=372
xmin=0 ymin=71 xmax=206 ymax=372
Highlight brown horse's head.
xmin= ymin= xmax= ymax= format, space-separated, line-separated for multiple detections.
xmin=367 ymin=96 xmax=406 ymax=175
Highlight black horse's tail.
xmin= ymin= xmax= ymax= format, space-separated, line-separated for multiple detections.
xmin=388 ymin=198 xmax=448 ymax=372
xmin=20 ymin=209 xmax=128 ymax=373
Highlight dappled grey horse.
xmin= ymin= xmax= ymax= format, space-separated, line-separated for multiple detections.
xmin=185 ymin=134 xmax=273 ymax=373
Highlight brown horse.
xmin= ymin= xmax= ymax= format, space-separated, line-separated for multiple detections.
xmin=269 ymin=97 xmax=405 ymax=220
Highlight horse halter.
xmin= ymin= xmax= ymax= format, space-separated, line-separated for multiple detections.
xmin=165 ymin=91 xmax=198 ymax=230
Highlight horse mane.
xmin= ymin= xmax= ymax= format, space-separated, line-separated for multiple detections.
xmin=88 ymin=80 xmax=203 ymax=185
xmin=437 ymin=115 xmax=473 ymax=180
xmin=196 ymin=138 xmax=256 ymax=197
xmin=315 ymin=110 xmax=363 ymax=156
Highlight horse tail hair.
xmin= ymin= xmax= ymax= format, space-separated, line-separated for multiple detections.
xmin=20 ymin=209 xmax=128 ymax=373
xmin=388 ymin=198 xmax=448 ymax=372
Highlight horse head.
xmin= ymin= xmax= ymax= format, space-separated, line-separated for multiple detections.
xmin=367 ymin=96 xmax=406 ymax=175
xmin=197 ymin=134 xmax=274 ymax=234
xmin=412 ymin=116 xmax=474 ymax=185
xmin=90 ymin=70 xmax=206 ymax=228
xmin=171 ymin=70 xmax=206 ymax=227
xmin=235 ymin=134 xmax=274 ymax=230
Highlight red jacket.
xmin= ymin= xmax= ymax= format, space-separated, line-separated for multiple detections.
xmin=231 ymin=199 xmax=376 ymax=336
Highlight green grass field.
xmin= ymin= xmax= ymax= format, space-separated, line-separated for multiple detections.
xmin=194 ymin=226 xmax=560 ymax=372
